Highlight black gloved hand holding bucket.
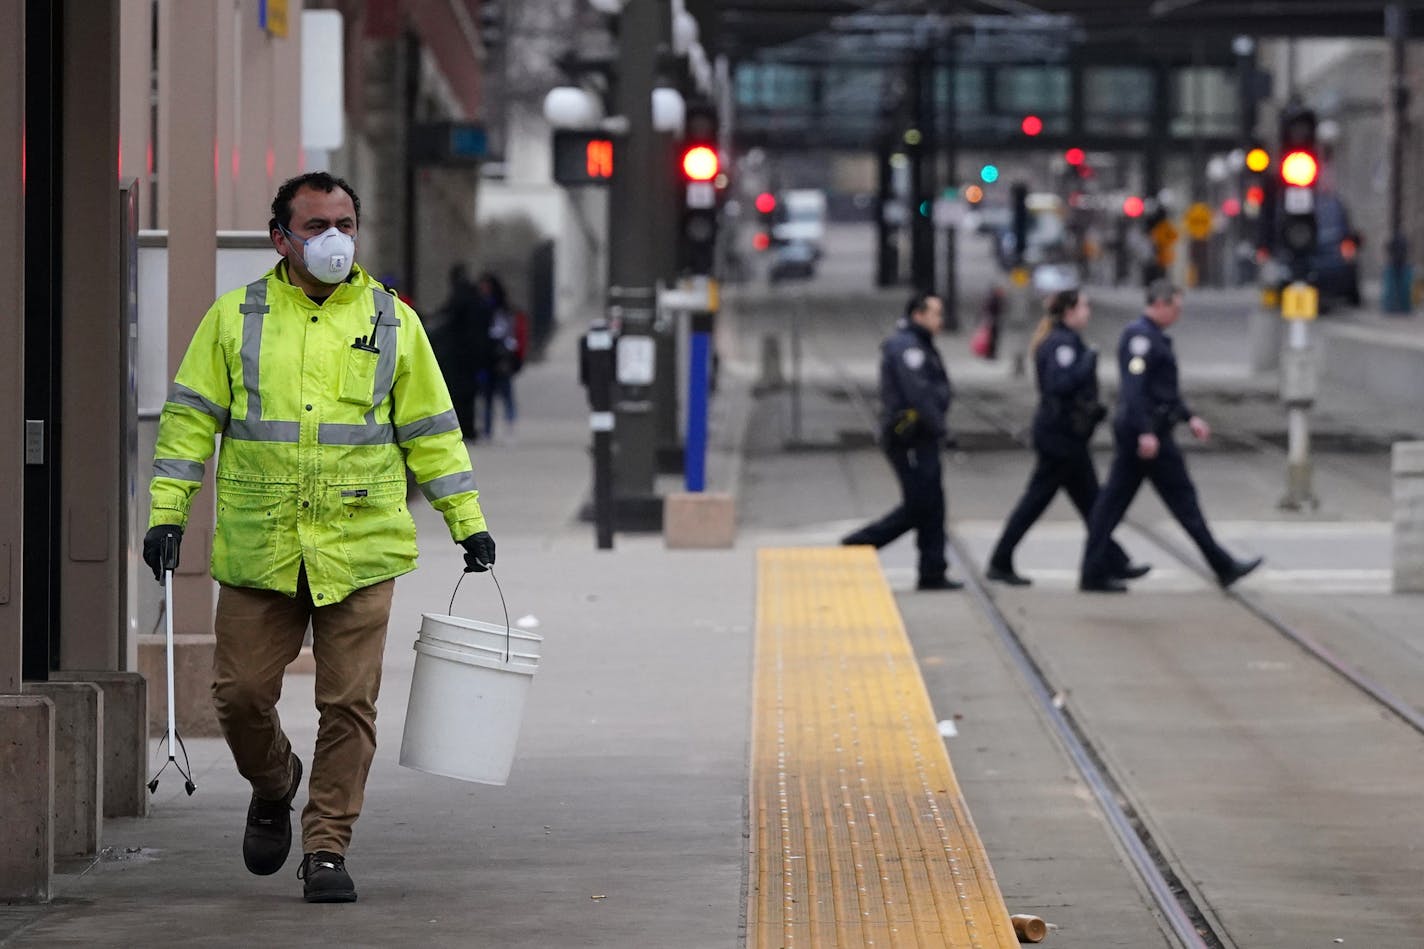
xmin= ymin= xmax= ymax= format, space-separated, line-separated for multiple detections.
xmin=459 ymin=531 xmax=496 ymax=573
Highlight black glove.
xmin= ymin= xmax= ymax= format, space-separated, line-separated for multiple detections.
xmin=142 ymin=525 xmax=183 ymax=583
xmin=459 ymin=531 xmax=496 ymax=573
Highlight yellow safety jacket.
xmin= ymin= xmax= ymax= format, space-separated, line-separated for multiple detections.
xmin=149 ymin=262 xmax=487 ymax=606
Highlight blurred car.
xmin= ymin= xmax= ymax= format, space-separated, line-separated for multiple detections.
xmin=1311 ymin=193 xmax=1362 ymax=308
xmin=1031 ymin=261 xmax=1079 ymax=295
xmin=769 ymin=240 xmax=817 ymax=283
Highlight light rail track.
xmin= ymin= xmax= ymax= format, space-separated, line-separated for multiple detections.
xmin=776 ymin=302 xmax=1228 ymax=949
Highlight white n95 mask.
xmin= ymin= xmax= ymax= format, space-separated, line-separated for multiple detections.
xmin=287 ymin=226 xmax=355 ymax=284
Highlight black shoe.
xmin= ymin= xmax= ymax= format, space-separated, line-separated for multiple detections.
xmin=243 ymin=754 xmax=303 ymax=876
xmin=985 ymin=563 xmax=1031 ymax=586
xmin=1217 ymin=556 xmax=1264 ymax=589
xmin=1113 ymin=562 xmax=1152 ymax=581
xmin=916 ymin=575 xmax=965 ymax=591
xmin=1079 ymin=577 xmax=1129 ymax=593
xmin=299 ymin=851 xmax=358 ymax=904
xmin=840 ymin=533 xmax=871 ymax=547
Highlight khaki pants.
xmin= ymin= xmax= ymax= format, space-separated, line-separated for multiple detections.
xmin=212 ymin=570 xmax=394 ymax=855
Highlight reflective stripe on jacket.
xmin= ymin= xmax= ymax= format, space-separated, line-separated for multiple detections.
xmin=149 ymin=263 xmax=487 ymax=605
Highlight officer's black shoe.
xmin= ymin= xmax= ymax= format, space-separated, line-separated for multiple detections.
xmin=243 ymin=754 xmax=302 ymax=876
xmin=916 ymin=575 xmax=965 ymax=591
xmin=298 ymin=851 xmax=357 ymax=904
xmin=1079 ymin=577 xmax=1129 ymax=594
xmin=1114 ymin=562 xmax=1153 ymax=581
xmin=1217 ymin=556 xmax=1264 ymax=589
xmin=985 ymin=563 xmax=1032 ymax=586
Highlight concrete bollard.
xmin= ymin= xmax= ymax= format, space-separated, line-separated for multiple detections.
xmin=0 ymin=695 xmax=55 ymax=901
xmin=1392 ymin=441 xmax=1424 ymax=593
xmin=51 ymin=671 xmax=149 ymax=819
xmin=664 ymin=492 xmax=736 ymax=549
xmin=1248 ymin=307 xmax=1283 ymax=373
xmin=755 ymin=333 xmax=786 ymax=392
xmin=137 ymin=632 xmax=222 ymax=737
xmin=21 ymin=681 xmax=103 ymax=859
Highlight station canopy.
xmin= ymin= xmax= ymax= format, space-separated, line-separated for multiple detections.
xmin=693 ymin=1 xmax=1424 ymax=58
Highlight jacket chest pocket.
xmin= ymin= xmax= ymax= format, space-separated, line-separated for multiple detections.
xmin=339 ymin=346 xmax=379 ymax=406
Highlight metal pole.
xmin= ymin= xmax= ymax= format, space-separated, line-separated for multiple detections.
xmin=789 ymin=295 xmax=803 ymax=445
xmin=1278 ymin=288 xmax=1319 ymax=511
xmin=1384 ymin=4 xmax=1413 ymax=314
xmin=942 ymin=35 xmax=960 ymax=329
xmin=606 ymin=0 xmax=670 ymax=520
xmin=685 ymin=312 xmax=712 ymax=491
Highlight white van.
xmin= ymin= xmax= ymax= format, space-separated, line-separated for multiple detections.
xmin=772 ymin=189 xmax=828 ymax=257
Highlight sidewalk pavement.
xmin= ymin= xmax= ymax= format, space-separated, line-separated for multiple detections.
xmin=0 ymin=323 xmax=759 ymax=948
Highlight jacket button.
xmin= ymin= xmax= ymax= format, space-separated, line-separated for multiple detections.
xmin=305 ymin=404 xmax=313 ymax=411
xmin=316 ymin=593 xmax=324 ymax=601
xmin=301 ymin=500 xmax=309 ymax=508
xmin=310 ymin=316 xmax=317 ymax=323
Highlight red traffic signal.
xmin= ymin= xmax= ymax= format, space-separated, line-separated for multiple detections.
xmin=1245 ymin=185 xmax=1266 ymax=206
xmin=1064 ymin=147 xmax=1085 ymax=166
xmin=1280 ymin=150 xmax=1318 ymax=188
xmin=681 ymin=145 xmax=719 ymax=182
xmin=754 ymin=192 xmax=777 ymax=215
xmin=1021 ymin=114 xmax=1043 ymax=136
xmin=1122 ymin=196 xmax=1145 ymax=218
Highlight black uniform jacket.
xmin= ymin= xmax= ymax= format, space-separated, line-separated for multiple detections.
xmin=1031 ymin=324 xmax=1104 ymax=456
xmin=878 ymin=320 xmax=952 ymax=442
xmin=1114 ymin=315 xmax=1193 ymax=440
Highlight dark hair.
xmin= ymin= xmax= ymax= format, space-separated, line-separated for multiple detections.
xmin=476 ymin=272 xmax=508 ymax=308
xmin=1146 ymin=278 xmax=1180 ymax=306
xmin=904 ymin=291 xmax=940 ymax=320
xmin=268 ymin=172 xmax=362 ymax=233
xmin=1046 ymin=289 xmax=1080 ymax=319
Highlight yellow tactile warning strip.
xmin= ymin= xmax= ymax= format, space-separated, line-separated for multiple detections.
xmin=749 ymin=547 xmax=1019 ymax=948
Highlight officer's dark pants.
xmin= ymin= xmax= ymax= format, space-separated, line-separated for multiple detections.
xmin=844 ymin=437 xmax=947 ymax=581
xmin=1081 ymin=431 xmax=1234 ymax=583
xmin=990 ymin=444 xmax=1130 ymax=572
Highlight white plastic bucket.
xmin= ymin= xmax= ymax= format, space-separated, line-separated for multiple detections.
xmin=399 ymin=611 xmax=543 ymax=785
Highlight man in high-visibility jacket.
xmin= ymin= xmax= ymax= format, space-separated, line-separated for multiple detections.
xmin=142 ymin=172 xmax=495 ymax=904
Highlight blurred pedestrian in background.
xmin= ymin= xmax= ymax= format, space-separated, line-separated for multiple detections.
xmin=842 ymin=293 xmax=963 ymax=591
xmin=986 ymin=289 xmax=1149 ymax=586
xmin=475 ymin=272 xmax=523 ymax=442
xmin=439 ymin=263 xmax=486 ymax=441
xmin=1080 ymin=279 xmax=1262 ymax=592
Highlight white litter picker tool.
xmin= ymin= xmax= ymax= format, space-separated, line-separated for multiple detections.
xmin=148 ymin=531 xmax=197 ymax=797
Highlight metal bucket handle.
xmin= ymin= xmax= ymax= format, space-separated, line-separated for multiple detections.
xmin=448 ymin=566 xmax=513 ymax=663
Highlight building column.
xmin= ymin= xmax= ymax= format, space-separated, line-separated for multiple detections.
xmin=159 ymin=0 xmax=218 ymax=638
xmin=0 ymin=0 xmax=23 ymax=694
xmin=58 ymin=0 xmax=124 ymax=672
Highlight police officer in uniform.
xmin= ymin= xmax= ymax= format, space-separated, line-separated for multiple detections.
xmin=1079 ymin=279 xmax=1262 ymax=592
xmin=986 ymin=289 xmax=1149 ymax=585
xmin=842 ymin=293 xmax=963 ymax=591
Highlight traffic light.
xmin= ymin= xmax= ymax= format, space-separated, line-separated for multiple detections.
xmin=753 ymin=191 xmax=776 ymax=252
xmin=1021 ymin=115 xmax=1043 ymax=137
xmin=679 ymin=102 xmax=720 ymax=275
xmin=1277 ymin=106 xmax=1318 ymax=269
